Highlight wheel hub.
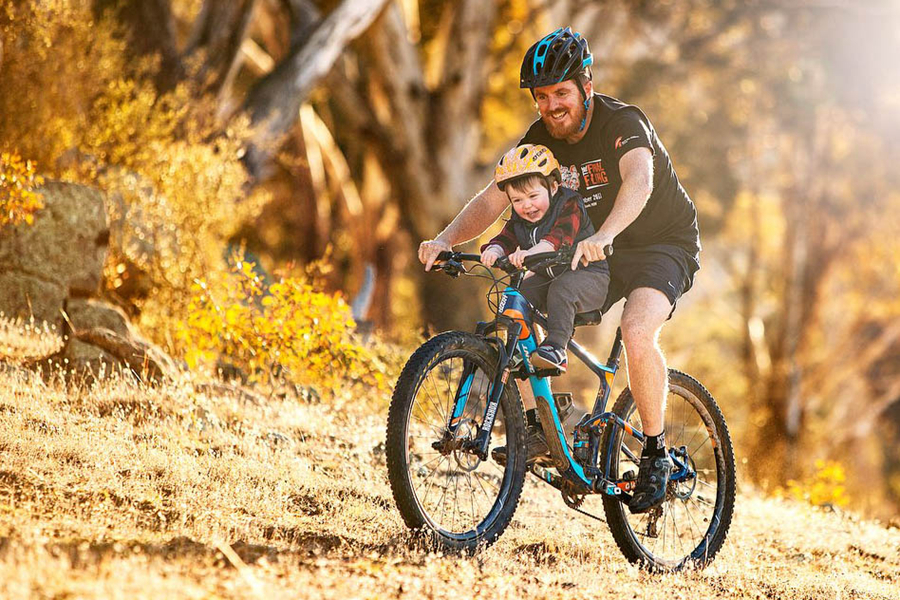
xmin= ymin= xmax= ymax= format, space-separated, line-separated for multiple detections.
xmin=670 ymin=446 xmax=698 ymax=500
xmin=451 ymin=419 xmax=481 ymax=472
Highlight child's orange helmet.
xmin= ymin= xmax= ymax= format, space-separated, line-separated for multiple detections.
xmin=494 ymin=144 xmax=560 ymax=190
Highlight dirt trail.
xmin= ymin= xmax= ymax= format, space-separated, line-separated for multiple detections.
xmin=0 ymin=367 xmax=897 ymax=599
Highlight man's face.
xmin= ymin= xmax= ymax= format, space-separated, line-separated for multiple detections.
xmin=507 ymin=180 xmax=551 ymax=223
xmin=534 ymin=79 xmax=589 ymax=139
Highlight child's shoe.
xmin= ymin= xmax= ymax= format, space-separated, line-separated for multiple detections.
xmin=531 ymin=344 xmax=567 ymax=372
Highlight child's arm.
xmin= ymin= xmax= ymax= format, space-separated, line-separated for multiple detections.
xmin=480 ymin=220 xmax=517 ymax=256
xmin=508 ymin=240 xmax=555 ymax=268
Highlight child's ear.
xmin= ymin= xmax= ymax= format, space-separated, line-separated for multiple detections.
xmin=550 ymin=181 xmax=560 ymax=195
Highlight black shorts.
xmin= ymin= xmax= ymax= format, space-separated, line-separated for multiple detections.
xmin=600 ymin=244 xmax=700 ymax=317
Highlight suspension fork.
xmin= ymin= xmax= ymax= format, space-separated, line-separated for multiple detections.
xmin=469 ymin=321 xmax=522 ymax=460
xmin=446 ymin=321 xmax=498 ymax=436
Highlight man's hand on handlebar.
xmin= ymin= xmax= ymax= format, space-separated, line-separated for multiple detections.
xmin=572 ymin=232 xmax=615 ymax=270
xmin=419 ymin=238 xmax=452 ymax=271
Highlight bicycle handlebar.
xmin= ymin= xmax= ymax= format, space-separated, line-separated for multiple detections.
xmin=435 ymin=244 xmax=613 ymax=277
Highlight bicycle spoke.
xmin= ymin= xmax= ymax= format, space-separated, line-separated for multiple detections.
xmin=670 ymin=501 xmax=686 ymax=557
xmin=419 ymin=456 xmax=449 ymax=505
xmin=424 ymin=374 xmax=448 ymax=423
xmin=680 ymin=497 xmax=703 ymax=542
xmin=690 ymin=434 xmax=712 ymax=456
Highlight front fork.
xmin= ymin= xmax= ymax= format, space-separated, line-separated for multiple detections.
xmin=444 ymin=320 xmax=522 ymax=461
xmin=471 ymin=322 xmax=521 ymax=460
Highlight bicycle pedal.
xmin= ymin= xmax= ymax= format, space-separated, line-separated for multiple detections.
xmin=552 ymin=392 xmax=574 ymax=422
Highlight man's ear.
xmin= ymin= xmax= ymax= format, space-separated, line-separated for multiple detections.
xmin=584 ymin=78 xmax=593 ymax=98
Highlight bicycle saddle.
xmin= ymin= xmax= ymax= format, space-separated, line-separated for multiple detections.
xmin=573 ymin=310 xmax=602 ymax=327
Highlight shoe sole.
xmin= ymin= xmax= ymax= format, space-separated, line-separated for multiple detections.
xmin=530 ymin=354 xmax=566 ymax=372
xmin=628 ymin=496 xmax=665 ymax=514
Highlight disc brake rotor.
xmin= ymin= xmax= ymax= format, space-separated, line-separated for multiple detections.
xmin=452 ymin=418 xmax=481 ymax=472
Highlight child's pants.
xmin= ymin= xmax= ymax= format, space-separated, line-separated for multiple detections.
xmin=519 ymin=263 xmax=610 ymax=349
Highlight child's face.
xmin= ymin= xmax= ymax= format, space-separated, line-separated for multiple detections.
xmin=507 ymin=180 xmax=551 ymax=223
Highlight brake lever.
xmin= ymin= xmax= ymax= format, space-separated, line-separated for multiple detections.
xmin=492 ymin=257 xmax=518 ymax=274
xmin=439 ymin=259 xmax=464 ymax=277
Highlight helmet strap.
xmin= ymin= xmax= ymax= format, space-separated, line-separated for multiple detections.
xmin=577 ymin=81 xmax=590 ymax=132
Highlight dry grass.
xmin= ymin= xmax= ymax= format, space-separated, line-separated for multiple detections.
xmin=0 ymin=364 xmax=897 ymax=599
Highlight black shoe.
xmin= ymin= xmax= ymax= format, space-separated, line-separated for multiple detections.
xmin=628 ymin=453 xmax=673 ymax=514
xmin=531 ymin=344 xmax=567 ymax=372
xmin=491 ymin=424 xmax=550 ymax=466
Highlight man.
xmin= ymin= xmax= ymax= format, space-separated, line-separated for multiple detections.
xmin=418 ymin=27 xmax=701 ymax=514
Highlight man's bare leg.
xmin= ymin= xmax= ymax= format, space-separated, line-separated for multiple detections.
xmin=619 ymin=287 xmax=673 ymax=437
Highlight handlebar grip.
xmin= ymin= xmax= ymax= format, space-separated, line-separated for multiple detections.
xmin=436 ymin=251 xmax=454 ymax=261
xmin=493 ymin=256 xmax=517 ymax=273
xmin=604 ymin=244 xmax=614 ymax=257
xmin=522 ymin=251 xmax=565 ymax=268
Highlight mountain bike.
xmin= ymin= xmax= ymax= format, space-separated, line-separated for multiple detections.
xmin=385 ymin=247 xmax=735 ymax=570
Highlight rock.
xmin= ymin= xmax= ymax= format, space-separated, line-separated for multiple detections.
xmin=72 ymin=326 xmax=176 ymax=382
xmin=62 ymin=299 xmax=173 ymax=381
xmin=54 ymin=338 xmax=120 ymax=377
xmin=0 ymin=181 xmax=108 ymax=326
xmin=0 ymin=181 xmax=178 ymax=382
xmin=0 ymin=274 xmax=67 ymax=328
xmin=65 ymin=299 xmax=130 ymax=337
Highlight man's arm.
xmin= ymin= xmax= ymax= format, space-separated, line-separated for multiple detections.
xmin=418 ymin=180 xmax=509 ymax=271
xmin=571 ymin=147 xmax=654 ymax=269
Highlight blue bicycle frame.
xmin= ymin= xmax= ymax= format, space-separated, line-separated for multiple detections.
xmin=445 ymin=282 xmax=693 ymax=500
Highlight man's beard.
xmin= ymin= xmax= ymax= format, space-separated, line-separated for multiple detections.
xmin=542 ymin=101 xmax=586 ymax=139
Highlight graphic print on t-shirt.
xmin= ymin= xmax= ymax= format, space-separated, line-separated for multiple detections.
xmin=559 ymin=164 xmax=580 ymax=191
xmin=580 ymin=159 xmax=609 ymax=190
xmin=518 ymin=93 xmax=700 ymax=255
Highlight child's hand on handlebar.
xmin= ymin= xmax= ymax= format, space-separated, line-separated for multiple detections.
xmin=480 ymin=245 xmax=505 ymax=267
xmin=508 ymin=247 xmax=530 ymax=269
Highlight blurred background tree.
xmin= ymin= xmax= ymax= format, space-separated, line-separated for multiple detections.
xmin=2 ymin=0 xmax=899 ymax=517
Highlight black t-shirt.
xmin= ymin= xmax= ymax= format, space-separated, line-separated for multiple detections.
xmin=520 ymin=93 xmax=700 ymax=258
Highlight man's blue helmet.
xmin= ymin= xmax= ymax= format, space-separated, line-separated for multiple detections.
xmin=520 ymin=27 xmax=593 ymax=90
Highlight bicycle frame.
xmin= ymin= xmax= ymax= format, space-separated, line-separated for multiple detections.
xmin=445 ymin=281 xmax=693 ymax=501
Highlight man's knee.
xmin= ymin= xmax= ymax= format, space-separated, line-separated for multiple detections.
xmin=620 ymin=290 xmax=670 ymax=358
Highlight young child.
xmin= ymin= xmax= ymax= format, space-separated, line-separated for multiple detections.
xmin=481 ymin=144 xmax=609 ymax=372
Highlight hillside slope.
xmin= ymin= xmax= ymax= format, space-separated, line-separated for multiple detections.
xmin=0 ymin=366 xmax=897 ymax=599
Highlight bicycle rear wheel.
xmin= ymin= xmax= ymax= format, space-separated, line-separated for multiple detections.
xmin=386 ymin=332 xmax=527 ymax=553
xmin=601 ymin=369 xmax=735 ymax=570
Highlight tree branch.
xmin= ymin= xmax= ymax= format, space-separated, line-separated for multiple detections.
xmin=94 ymin=0 xmax=183 ymax=90
xmin=242 ymin=0 xmax=390 ymax=181
xmin=184 ymin=0 xmax=259 ymax=96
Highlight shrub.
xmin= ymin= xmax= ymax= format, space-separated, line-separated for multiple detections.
xmin=783 ymin=459 xmax=850 ymax=508
xmin=0 ymin=152 xmax=44 ymax=226
xmin=0 ymin=2 xmax=263 ymax=348
xmin=178 ymin=254 xmax=388 ymax=394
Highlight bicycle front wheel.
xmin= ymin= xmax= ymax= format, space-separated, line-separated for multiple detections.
xmin=386 ymin=332 xmax=527 ymax=553
xmin=601 ymin=369 xmax=736 ymax=570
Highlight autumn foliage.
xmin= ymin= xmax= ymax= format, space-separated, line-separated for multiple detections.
xmin=0 ymin=151 xmax=44 ymax=226
xmin=178 ymin=254 xmax=388 ymax=393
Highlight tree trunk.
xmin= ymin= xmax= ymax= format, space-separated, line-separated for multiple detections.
xmin=94 ymin=0 xmax=183 ymax=90
xmin=184 ymin=0 xmax=259 ymax=97
xmin=242 ymin=0 xmax=391 ymax=181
